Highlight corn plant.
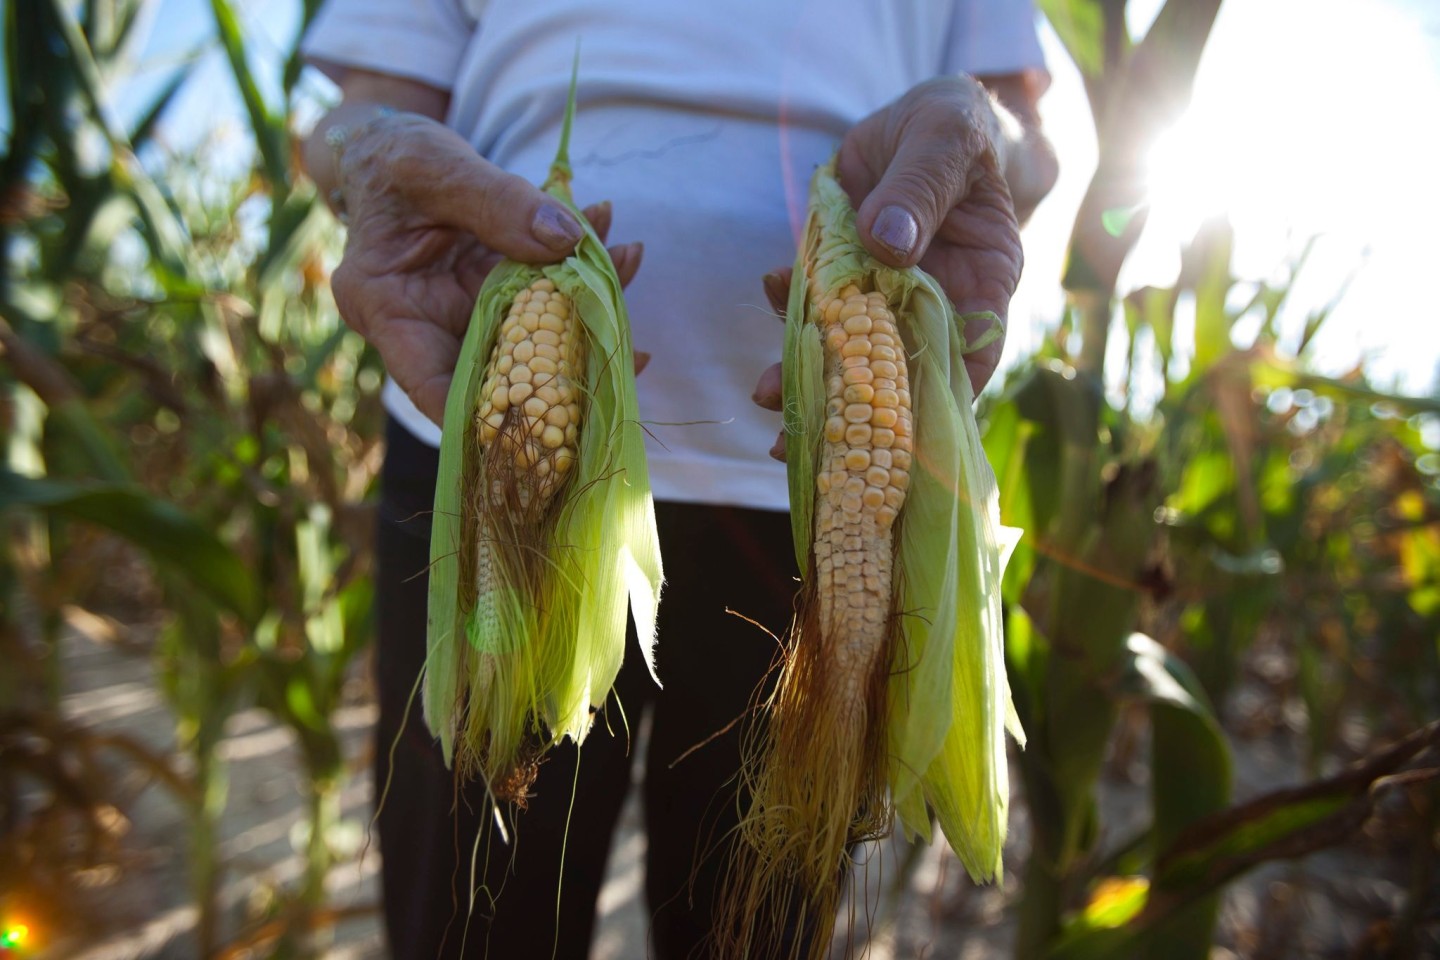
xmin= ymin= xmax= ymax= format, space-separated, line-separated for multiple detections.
xmin=0 ymin=0 xmax=377 ymax=955
xmin=989 ymin=1 xmax=1440 ymax=957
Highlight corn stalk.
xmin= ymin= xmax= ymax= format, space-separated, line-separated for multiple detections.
xmin=1 ymin=0 xmax=373 ymax=955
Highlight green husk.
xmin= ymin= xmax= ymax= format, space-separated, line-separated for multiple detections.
xmin=730 ymin=156 xmax=1022 ymax=957
xmin=423 ymin=61 xmax=663 ymax=799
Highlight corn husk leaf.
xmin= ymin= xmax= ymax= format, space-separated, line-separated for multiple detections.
xmin=889 ymin=263 xmax=1023 ymax=881
xmin=783 ymin=240 xmax=825 ymax=576
xmin=423 ymin=60 xmax=663 ymax=789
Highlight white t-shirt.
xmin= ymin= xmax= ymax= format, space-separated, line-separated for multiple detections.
xmin=303 ymin=0 xmax=1045 ymax=511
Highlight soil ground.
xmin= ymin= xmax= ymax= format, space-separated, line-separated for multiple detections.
xmin=29 ymin=615 xmax=1428 ymax=960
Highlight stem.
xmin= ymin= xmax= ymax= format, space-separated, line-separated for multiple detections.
xmin=1014 ymin=844 xmax=1065 ymax=960
xmin=295 ymin=762 xmax=341 ymax=958
xmin=1074 ymin=291 xmax=1112 ymax=380
xmin=1013 ymin=745 xmax=1068 ymax=960
xmin=193 ymin=750 xmax=221 ymax=959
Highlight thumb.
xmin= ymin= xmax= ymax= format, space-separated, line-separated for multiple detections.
xmin=416 ymin=153 xmax=587 ymax=263
xmin=851 ymin=130 xmax=970 ymax=269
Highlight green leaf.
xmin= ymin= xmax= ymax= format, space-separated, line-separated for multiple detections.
xmin=0 ymin=468 xmax=263 ymax=623
xmin=258 ymin=192 xmax=322 ymax=293
xmin=284 ymin=674 xmax=329 ymax=734
xmin=783 ymin=317 xmax=823 ymax=576
xmin=111 ymin=160 xmax=193 ymax=281
xmin=1124 ymin=285 xmax=1175 ymax=368
xmin=1114 ymin=634 xmax=1232 ymax=958
xmin=208 ymin=0 xmax=289 ymax=190
xmin=1249 ymin=358 xmax=1440 ymax=416
xmin=1156 ymin=719 xmax=1439 ymax=898
xmin=44 ymin=398 xmax=132 ymax=484
xmin=1182 ymin=217 xmax=1234 ymax=376
xmin=1116 ymin=634 xmax=1214 ymax=719
xmin=1169 ymin=447 xmax=1233 ymax=518
xmin=1010 ymin=362 xmax=1104 ymax=544
xmin=1036 ymin=0 xmax=1119 ymax=82
xmin=127 ymin=62 xmax=195 ymax=148
xmin=982 ymin=401 xmax=1036 ymax=599
xmin=1046 ymin=636 xmax=1234 ymax=960
xmin=39 ymin=5 xmax=198 ymax=282
xmin=1047 ymin=924 xmax=1141 ymax=960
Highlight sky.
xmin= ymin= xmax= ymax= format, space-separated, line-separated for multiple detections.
xmin=1010 ymin=0 xmax=1440 ymax=399
xmin=11 ymin=0 xmax=1440 ymax=398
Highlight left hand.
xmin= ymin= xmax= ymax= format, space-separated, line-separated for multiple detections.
xmin=752 ymin=76 xmax=1023 ymax=458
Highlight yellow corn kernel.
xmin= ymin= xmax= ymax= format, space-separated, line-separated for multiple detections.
xmin=475 ymin=278 xmax=586 ymax=508
xmin=811 ymin=284 xmax=915 ymax=639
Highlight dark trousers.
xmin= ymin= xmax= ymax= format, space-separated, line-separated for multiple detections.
xmin=374 ymin=417 xmax=800 ymax=959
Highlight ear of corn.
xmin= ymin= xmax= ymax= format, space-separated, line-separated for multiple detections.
xmin=424 ymin=59 xmax=663 ymax=800
xmin=724 ymin=157 xmax=1021 ymax=957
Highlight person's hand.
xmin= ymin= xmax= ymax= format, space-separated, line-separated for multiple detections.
xmin=329 ymin=112 xmax=644 ymax=423
xmin=840 ymin=75 xmax=1021 ymax=391
xmin=753 ymin=76 xmax=1023 ymax=459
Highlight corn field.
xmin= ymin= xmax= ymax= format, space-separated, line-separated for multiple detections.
xmin=1 ymin=1 xmax=1437 ymax=959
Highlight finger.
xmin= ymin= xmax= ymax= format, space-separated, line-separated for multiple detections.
xmin=367 ymin=317 xmax=464 ymax=426
xmin=752 ymin=362 xmax=783 ymax=411
xmin=411 ymin=374 xmax=454 ymax=427
xmin=344 ymin=119 xmax=586 ymax=263
xmin=762 ymin=268 xmax=792 ymax=316
xmin=840 ymin=93 xmax=997 ymax=269
xmin=610 ymin=241 xmax=644 ymax=288
xmin=414 ymin=148 xmax=586 ymax=262
xmin=634 ymin=350 xmax=651 ymax=376
xmin=768 ymin=431 xmax=787 ymax=462
xmin=456 ymin=239 xmax=507 ymax=302
xmin=582 ymin=200 xmax=614 ymax=243
xmin=850 ymin=132 xmax=971 ymax=268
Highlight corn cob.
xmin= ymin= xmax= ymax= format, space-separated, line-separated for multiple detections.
xmin=475 ymin=277 xmax=583 ymax=510
xmin=425 ymin=63 xmax=663 ymax=804
xmin=722 ymin=158 xmax=1022 ymax=959
xmin=813 ymin=284 xmax=914 ymax=665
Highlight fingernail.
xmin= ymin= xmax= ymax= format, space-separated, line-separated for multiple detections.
xmin=533 ymin=203 xmax=584 ymax=249
xmin=872 ymin=205 xmax=919 ymax=260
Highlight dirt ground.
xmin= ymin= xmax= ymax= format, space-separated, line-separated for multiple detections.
xmin=35 ymin=615 xmax=1424 ymax=960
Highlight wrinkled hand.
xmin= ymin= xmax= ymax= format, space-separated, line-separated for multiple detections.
xmin=753 ymin=76 xmax=1023 ymax=459
xmin=330 ymin=113 xmax=644 ymax=424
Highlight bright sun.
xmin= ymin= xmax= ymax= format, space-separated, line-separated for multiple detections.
xmin=1129 ymin=0 xmax=1440 ymax=389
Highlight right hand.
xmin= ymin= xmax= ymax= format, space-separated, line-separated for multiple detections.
xmin=329 ymin=112 xmax=643 ymax=423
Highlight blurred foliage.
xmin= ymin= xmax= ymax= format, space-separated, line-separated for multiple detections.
xmin=1 ymin=0 xmax=377 ymax=955
xmin=998 ymin=1 xmax=1440 ymax=957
